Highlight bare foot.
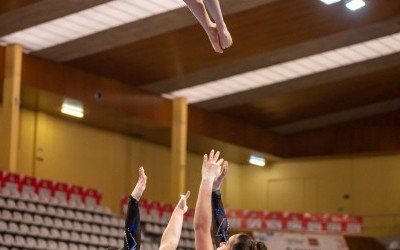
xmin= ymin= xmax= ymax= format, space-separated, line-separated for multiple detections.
xmin=217 ymin=24 xmax=233 ymax=49
xmin=206 ymin=23 xmax=223 ymax=53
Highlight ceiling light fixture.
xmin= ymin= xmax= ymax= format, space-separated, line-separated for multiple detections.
xmin=164 ymin=32 xmax=400 ymax=104
xmin=249 ymin=155 xmax=266 ymax=167
xmin=61 ymin=99 xmax=84 ymax=118
xmin=345 ymin=0 xmax=366 ymax=11
xmin=320 ymin=0 xmax=341 ymax=5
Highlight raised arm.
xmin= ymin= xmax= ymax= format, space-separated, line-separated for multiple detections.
xmin=159 ymin=191 xmax=190 ymax=250
xmin=194 ymin=150 xmax=225 ymax=250
xmin=212 ymin=162 xmax=229 ymax=247
xmin=124 ymin=166 xmax=147 ymax=250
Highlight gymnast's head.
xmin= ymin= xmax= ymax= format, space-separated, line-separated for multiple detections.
xmin=217 ymin=233 xmax=267 ymax=250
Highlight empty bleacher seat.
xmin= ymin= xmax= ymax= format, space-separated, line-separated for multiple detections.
xmin=80 ymin=233 xmax=90 ymax=243
xmin=78 ymin=244 xmax=89 ymax=250
xmin=26 ymin=202 xmax=37 ymax=212
xmin=7 ymin=222 xmax=19 ymax=234
xmin=47 ymin=240 xmax=59 ymax=250
xmin=69 ymin=242 xmax=79 ymax=250
xmin=91 ymin=223 xmax=101 ymax=234
xmin=0 ymin=220 xmax=7 ymax=232
xmin=60 ymin=230 xmax=71 ymax=240
xmin=5 ymin=199 xmax=16 ymax=209
xmin=19 ymin=223 xmax=30 ymax=235
xmin=39 ymin=226 xmax=51 ymax=238
xmin=102 ymin=215 xmax=111 ymax=225
xmin=73 ymin=220 xmax=83 ymax=231
xmin=63 ymin=219 xmax=73 ymax=230
xmin=109 ymin=227 xmax=120 ymax=237
xmin=110 ymin=216 xmax=120 ymax=226
xmin=44 ymin=216 xmax=54 ymax=227
xmin=3 ymin=234 xmax=15 ymax=247
xmin=50 ymin=228 xmax=61 ymax=239
xmin=90 ymin=234 xmax=100 ymax=244
xmin=66 ymin=209 xmax=76 ymax=219
xmin=12 ymin=211 xmax=23 ymax=222
xmin=15 ymin=235 xmax=27 ymax=247
xmin=100 ymin=225 xmax=110 ymax=235
xmin=108 ymin=237 xmax=118 ymax=248
xmin=56 ymin=207 xmax=66 ymax=217
xmin=75 ymin=210 xmax=85 ymax=221
xmin=37 ymin=238 xmax=48 ymax=249
xmin=22 ymin=212 xmax=33 ymax=224
xmin=84 ymin=212 xmax=94 ymax=222
xmin=70 ymin=231 xmax=81 ymax=242
xmin=54 ymin=218 xmax=64 ymax=228
xmin=16 ymin=200 xmax=27 ymax=210
xmin=82 ymin=222 xmax=92 ymax=232
xmin=26 ymin=237 xmax=37 ymax=249
xmin=37 ymin=204 xmax=47 ymax=214
xmin=47 ymin=205 xmax=56 ymax=215
xmin=29 ymin=225 xmax=40 ymax=236
xmin=33 ymin=214 xmax=44 ymax=224
xmin=0 ymin=197 xmax=5 ymax=207
xmin=58 ymin=241 xmax=69 ymax=250
xmin=93 ymin=214 xmax=102 ymax=224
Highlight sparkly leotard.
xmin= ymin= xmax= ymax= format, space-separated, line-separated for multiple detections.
xmin=212 ymin=190 xmax=229 ymax=248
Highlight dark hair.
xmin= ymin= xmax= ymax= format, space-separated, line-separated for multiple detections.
xmin=232 ymin=233 xmax=267 ymax=250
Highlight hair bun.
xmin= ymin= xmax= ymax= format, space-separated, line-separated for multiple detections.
xmin=254 ymin=241 xmax=267 ymax=250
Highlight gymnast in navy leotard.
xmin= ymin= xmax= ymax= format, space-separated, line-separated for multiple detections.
xmin=108 ymin=166 xmax=191 ymax=250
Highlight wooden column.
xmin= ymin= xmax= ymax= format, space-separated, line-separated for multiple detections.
xmin=1 ymin=44 xmax=23 ymax=172
xmin=170 ymin=97 xmax=188 ymax=199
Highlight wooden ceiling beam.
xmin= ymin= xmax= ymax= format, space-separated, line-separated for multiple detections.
xmin=195 ymin=52 xmax=400 ymax=110
xmin=142 ymin=16 xmax=400 ymax=94
xmin=34 ymin=0 xmax=280 ymax=62
xmin=0 ymin=0 xmax=112 ymax=36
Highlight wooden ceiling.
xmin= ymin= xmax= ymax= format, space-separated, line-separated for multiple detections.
xmin=1 ymin=0 xmax=400 ymax=163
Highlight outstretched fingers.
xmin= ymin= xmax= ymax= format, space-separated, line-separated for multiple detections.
xmin=213 ymin=161 xmax=228 ymax=191
xmin=213 ymin=150 xmax=220 ymax=162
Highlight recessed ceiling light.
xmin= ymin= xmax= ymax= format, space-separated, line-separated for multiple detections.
xmin=320 ymin=0 xmax=341 ymax=5
xmin=345 ymin=0 xmax=366 ymax=11
xmin=249 ymin=155 xmax=266 ymax=167
xmin=61 ymin=98 xmax=84 ymax=118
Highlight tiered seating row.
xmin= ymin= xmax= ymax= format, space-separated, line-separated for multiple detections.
xmin=0 ymin=193 xmax=124 ymax=249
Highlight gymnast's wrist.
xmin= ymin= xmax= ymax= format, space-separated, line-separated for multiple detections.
xmin=212 ymin=189 xmax=222 ymax=199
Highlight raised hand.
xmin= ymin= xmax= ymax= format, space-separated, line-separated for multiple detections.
xmin=202 ymin=149 xmax=224 ymax=181
xmin=212 ymin=160 xmax=228 ymax=191
xmin=177 ymin=191 xmax=191 ymax=213
xmin=131 ymin=166 xmax=147 ymax=201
